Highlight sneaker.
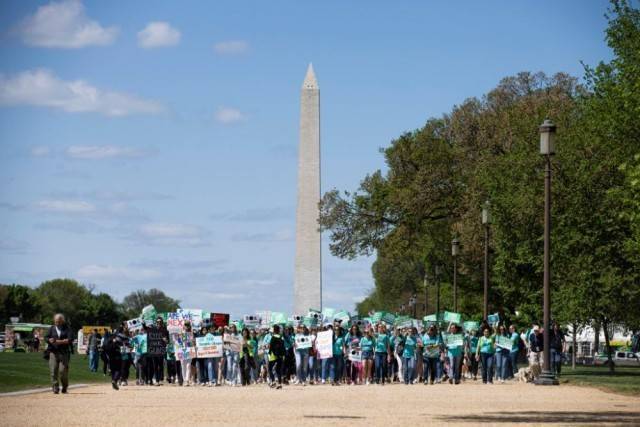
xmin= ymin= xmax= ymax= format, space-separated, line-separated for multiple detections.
xmin=53 ymin=386 xmax=60 ymax=394
xmin=208 ymin=382 xmax=213 ymax=387
xmin=61 ymin=388 xmax=68 ymax=394
xmin=276 ymin=384 xmax=282 ymax=389
xmin=112 ymin=381 xmax=119 ymax=390
xmin=449 ymin=378 xmax=453 ymax=384
xmin=122 ymin=381 xmax=128 ymax=387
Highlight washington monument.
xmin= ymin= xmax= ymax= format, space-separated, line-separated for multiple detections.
xmin=294 ymin=64 xmax=322 ymax=314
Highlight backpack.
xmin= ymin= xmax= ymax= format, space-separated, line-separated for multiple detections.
xmin=269 ymin=335 xmax=285 ymax=357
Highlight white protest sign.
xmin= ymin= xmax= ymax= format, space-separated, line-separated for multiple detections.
xmin=295 ymin=335 xmax=312 ymax=349
xmin=127 ymin=318 xmax=143 ymax=332
xmin=316 ymin=330 xmax=334 ymax=359
xmin=196 ymin=335 xmax=223 ymax=358
xmin=167 ymin=312 xmax=189 ymax=334
xmin=173 ymin=333 xmax=196 ymax=362
xmin=496 ymin=335 xmax=512 ymax=350
xmin=179 ymin=309 xmax=203 ymax=329
xmin=223 ymin=333 xmax=242 ymax=352
xmin=348 ymin=349 xmax=362 ymax=362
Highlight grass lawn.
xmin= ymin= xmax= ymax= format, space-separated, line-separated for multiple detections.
xmin=0 ymin=352 xmax=114 ymax=393
xmin=559 ymin=365 xmax=640 ymax=396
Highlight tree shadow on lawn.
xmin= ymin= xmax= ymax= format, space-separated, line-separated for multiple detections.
xmin=435 ymin=411 xmax=640 ymax=425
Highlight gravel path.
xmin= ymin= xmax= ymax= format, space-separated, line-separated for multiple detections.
xmin=1 ymin=381 xmax=639 ymax=426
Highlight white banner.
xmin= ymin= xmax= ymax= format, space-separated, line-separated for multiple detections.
xmin=295 ymin=335 xmax=312 ymax=349
xmin=316 ymin=330 xmax=334 ymax=359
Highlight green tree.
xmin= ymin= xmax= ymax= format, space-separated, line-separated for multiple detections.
xmin=121 ymin=288 xmax=180 ymax=319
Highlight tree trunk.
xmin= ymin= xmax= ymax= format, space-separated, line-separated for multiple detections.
xmin=593 ymin=321 xmax=600 ymax=359
xmin=572 ymin=322 xmax=577 ymax=370
xmin=602 ymin=317 xmax=615 ymax=374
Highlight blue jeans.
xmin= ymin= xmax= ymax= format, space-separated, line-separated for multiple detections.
xmin=321 ymin=358 xmax=331 ymax=381
xmin=402 ymin=357 xmax=415 ymax=384
xmin=551 ymin=349 xmax=563 ymax=375
xmin=295 ymin=350 xmax=309 ymax=382
xmin=330 ymin=355 xmax=344 ymax=383
xmin=510 ymin=351 xmax=518 ymax=376
xmin=481 ymin=353 xmax=494 ymax=383
xmin=449 ymin=355 xmax=462 ymax=383
xmin=225 ymin=351 xmax=239 ymax=384
xmin=308 ymin=355 xmax=318 ymax=381
xmin=374 ymin=352 xmax=388 ymax=383
xmin=206 ymin=358 xmax=219 ymax=384
xmin=495 ymin=350 xmax=504 ymax=380
xmin=423 ymin=357 xmax=439 ymax=383
xmin=89 ymin=350 xmax=98 ymax=372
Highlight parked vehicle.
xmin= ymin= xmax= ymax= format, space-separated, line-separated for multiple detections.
xmin=594 ymin=351 xmax=640 ymax=367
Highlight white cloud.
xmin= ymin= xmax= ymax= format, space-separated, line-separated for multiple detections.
xmin=214 ymin=106 xmax=245 ymax=124
xmin=0 ymin=69 xmax=164 ymax=117
xmin=137 ymin=222 xmax=209 ymax=247
xmin=76 ymin=264 xmax=163 ymax=282
xmin=30 ymin=146 xmax=51 ymax=157
xmin=66 ymin=145 xmax=148 ymax=159
xmin=232 ymin=229 xmax=293 ymax=242
xmin=137 ymin=22 xmax=181 ymax=48
xmin=213 ymin=40 xmax=248 ymax=55
xmin=18 ymin=0 xmax=118 ymax=48
xmin=37 ymin=199 xmax=96 ymax=213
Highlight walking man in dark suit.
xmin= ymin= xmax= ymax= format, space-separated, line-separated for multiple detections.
xmin=46 ymin=313 xmax=72 ymax=394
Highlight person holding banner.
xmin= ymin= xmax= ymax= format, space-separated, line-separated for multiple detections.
xmin=239 ymin=328 xmax=256 ymax=386
xmin=330 ymin=326 xmax=346 ymax=386
xmin=345 ymin=325 xmax=362 ymax=385
xmin=401 ymin=327 xmax=418 ymax=385
xmin=509 ymin=325 xmax=520 ymax=378
xmin=224 ymin=324 xmax=242 ymax=386
xmin=476 ymin=326 xmax=496 ymax=384
xmin=373 ymin=324 xmax=390 ymax=385
xmin=495 ymin=325 xmax=510 ymax=383
xmin=294 ymin=325 xmax=311 ymax=385
xmin=445 ymin=325 xmax=463 ymax=385
xmin=360 ymin=328 xmax=375 ymax=385
xmin=180 ymin=322 xmax=195 ymax=386
xmin=268 ymin=325 xmax=285 ymax=389
xmin=422 ymin=325 xmax=442 ymax=385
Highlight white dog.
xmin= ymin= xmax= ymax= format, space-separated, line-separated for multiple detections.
xmin=516 ymin=367 xmax=535 ymax=383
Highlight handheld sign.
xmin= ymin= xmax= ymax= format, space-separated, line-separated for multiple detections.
xmin=211 ymin=313 xmax=230 ymax=328
xmin=446 ymin=334 xmax=464 ymax=348
xmin=496 ymin=335 xmax=512 ymax=350
xmin=167 ymin=312 xmax=188 ymax=334
xmin=348 ymin=349 xmax=362 ymax=362
xmin=487 ymin=313 xmax=500 ymax=326
xmin=196 ymin=335 xmax=223 ymax=358
xmin=444 ymin=311 xmax=462 ymax=324
xmin=127 ymin=318 xmax=143 ymax=332
xmin=173 ymin=333 xmax=196 ymax=362
xmin=270 ymin=312 xmax=287 ymax=326
xmin=141 ymin=304 xmax=157 ymax=321
xmin=464 ymin=321 xmax=480 ymax=332
xmin=316 ymin=330 xmax=334 ymax=359
xmin=147 ymin=326 xmax=166 ymax=356
xmin=295 ymin=335 xmax=313 ymax=349
xmin=223 ymin=333 xmax=242 ymax=352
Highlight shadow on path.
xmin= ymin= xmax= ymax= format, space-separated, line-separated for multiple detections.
xmin=435 ymin=411 xmax=640 ymax=424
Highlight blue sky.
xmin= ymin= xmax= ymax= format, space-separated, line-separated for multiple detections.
xmin=0 ymin=1 xmax=613 ymax=317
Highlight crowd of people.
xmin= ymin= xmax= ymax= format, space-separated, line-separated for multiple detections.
xmin=86 ymin=316 xmax=566 ymax=391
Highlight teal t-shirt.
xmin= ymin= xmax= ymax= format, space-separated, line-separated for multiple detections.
xmin=422 ymin=334 xmax=441 ymax=358
xmin=510 ymin=332 xmax=520 ymax=353
xmin=478 ymin=335 xmax=495 ymax=354
xmin=375 ymin=333 xmax=389 ymax=353
xmin=360 ymin=336 xmax=374 ymax=352
xmin=468 ymin=335 xmax=479 ymax=354
xmin=402 ymin=335 xmax=417 ymax=358
xmin=284 ymin=334 xmax=294 ymax=351
xmin=333 ymin=336 xmax=345 ymax=355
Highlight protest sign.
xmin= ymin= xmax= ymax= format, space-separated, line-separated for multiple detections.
xmin=270 ymin=312 xmax=287 ymax=325
xmin=173 ymin=333 xmax=196 ymax=362
xmin=316 ymin=330 xmax=333 ymax=359
xmin=223 ymin=333 xmax=242 ymax=352
xmin=196 ymin=335 xmax=223 ymax=358
xmin=167 ymin=312 xmax=188 ymax=334
xmin=487 ymin=313 xmax=500 ymax=326
xmin=127 ymin=318 xmax=143 ymax=332
xmin=382 ymin=312 xmax=396 ymax=325
xmin=322 ymin=307 xmax=336 ymax=322
xmin=147 ymin=326 xmax=166 ymax=356
xmin=302 ymin=315 xmax=318 ymax=328
xmin=295 ymin=335 xmax=313 ymax=349
xmin=424 ymin=342 xmax=441 ymax=358
xmin=333 ymin=310 xmax=350 ymax=325
xmin=496 ymin=335 xmax=512 ymax=350
xmin=211 ymin=313 xmax=230 ymax=328
xmin=444 ymin=311 xmax=462 ymax=324
xmin=464 ymin=321 xmax=480 ymax=332
xmin=348 ymin=349 xmax=362 ymax=362
xmin=243 ymin=314 xmax=260 ymax=328
xmin=141 ymin=304 xmax=157 ymax=321
xmin=446 ymin=334 xmax=464 ymax=348
xmin=371 ymin=312 xmax=384 ymax=323
xmin=178 ymin=309 xmax=203 ymax=329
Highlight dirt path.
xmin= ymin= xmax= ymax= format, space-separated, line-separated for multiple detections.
xmin=1 ymin=381 xmax=638 ymax=426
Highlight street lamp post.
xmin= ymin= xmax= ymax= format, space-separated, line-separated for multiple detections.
xmin=451 ymin=238 xmax=460 ymax=312
xmin=423 ymin=272 xmax=429 ymax=316
xmin=482 ymin=200 xmax=491 ymax=320
xmin=536 ymin=118 xmax=559 ymax=386
xmin=435 ymin=265 xmax=441 ymax=317
xmin=409 ymin=294 xmax=417 ymax=318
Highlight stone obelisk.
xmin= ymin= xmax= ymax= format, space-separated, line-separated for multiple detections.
xmin=294 ymin=63 xmax=322 ymax=314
